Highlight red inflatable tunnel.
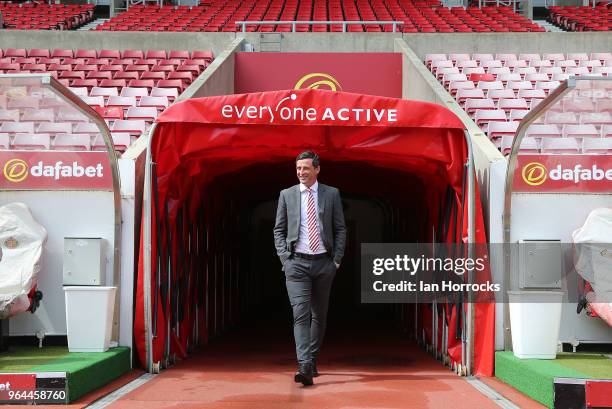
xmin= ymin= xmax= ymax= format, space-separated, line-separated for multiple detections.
xmin=135 ymin=89 xmax=494 ymax=376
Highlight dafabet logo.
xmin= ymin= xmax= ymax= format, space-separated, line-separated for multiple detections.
xmin=3 ymin=159 xmax=29 ymax=183
xmin=521 ymin=162 xmax=547 ymax=186
xmin=294 ymin=73 xmax=342 ymax=91
xmin=521 ymin=160 xmax=612 ymax=188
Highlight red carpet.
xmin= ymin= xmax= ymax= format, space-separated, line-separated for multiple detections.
xmin=109 ymin=326 xmax=523 ymax=408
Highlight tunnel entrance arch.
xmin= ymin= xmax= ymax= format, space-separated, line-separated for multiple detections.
xmin=136 ymin=89 xmax=494 ymax=376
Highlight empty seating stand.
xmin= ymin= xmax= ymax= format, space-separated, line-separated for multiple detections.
xmin=0 ymin=48 xmax=212 ymax=152
xmin=426 ymin=52 xmax=612 ymax=155
xmin=548 ymin=4 xmax=610 ymax=32
xmin=0 ymin=3 xmax=94 ymax=30
xmin=94 ymin=1 xmax=541 ymax=32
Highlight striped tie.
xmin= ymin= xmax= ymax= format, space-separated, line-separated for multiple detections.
xmin=306 ymin=187 xmax=321 ymax=253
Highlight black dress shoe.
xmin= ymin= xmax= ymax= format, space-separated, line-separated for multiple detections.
xmin=294 ymin=362 xmax=314 ymax=386
xmin=312 ymin=360 xmax=319 ymax=377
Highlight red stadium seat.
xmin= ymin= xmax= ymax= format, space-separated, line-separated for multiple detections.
xmin=100 ymin=79 xmax=128 ymax=89
xmin=145 ymin=50 xmax=167 ymax=60
xmin=4 ymin=48 xmax=27 ymax=59
xmin=122 ymin=50 xmax=145 ymax=59
xmin=156 ymin=80 xmax=184 ymax=92
xmin=168 ymin=50 xmax=190 ymax=59
xmin=51 ymin=49 xmax=74 ymax=59
xmin=99 ymin=50 xmax=121 ymax=59
xmin=94 ymin=106 xmax=124 ymax=120
xmin=28 ymin=49 xmax=51 ymax=59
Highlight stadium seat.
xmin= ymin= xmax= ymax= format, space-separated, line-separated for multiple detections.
xmin=99 ymin=50 xmax=121 ymax=59
xmin=11 ymin=133 xmax=51 ymax=150
xmin=526 ymin=124 xmax=562 ymax=138
xmin=139 ymin=96 xmax=170 ymax=109
xmin=151 ymin=87 xmax=179 ymax=101
xmin=545 ymin=111 xmax=578 ymax=125
xmin=487 ymin=121 xmax=519 ymax=143
xmin=509 ymin=109 xmax=529 ymax=122
xmin=28 ymin=49 xmax=51 ymax=59
xmin=74 ymin=122 xmax=102 ymax=135
xmin=4 ymin=48 xmax=27 ymax=59
xmin=487 ymin=89 xmax=516 ymax=101
xmin=107 ymin=96 xmax=138 ymax=109
xmin=92 ymin=133 xmax=131 ymax=152
xmin=100 ymin=79 xmax=128 ymax=89
xmin=21 ymin=108 xmax=54 ymax=122
xmin=68 ymin=87 xmax=89 ymax=97
xmin=120 ymin=87 xmax=149 ymax=99
xmin=81 ymin=96 xmax=106 ymax=107
xmin=501 ymin=136 xmax=539 ymax=155
xmin=94 ymin=106 xmax=124 ymax=121
xmin=477 ymin=81 xmax=504 ymax=91
xmin=51 ymin=49 xmax=74 ymax=59
xmin=7 ymin=96 xmax=39 ymax=110
xmin=111 ymin=119 xmax=147 ymax=136
xmin=126 ymin=107 xmax=158 ymax=121
xmin=91 ymin=87 xmax=120 ymax=99
xmin=0 ymin=122 xmax=35 ymax=134
xmin=57 ymin=107 xmax=88 ymax=122
xmin=168 ymin=50 xmax=191 ymax=60
xmin=475 ymin=109 xmax=507 ymax=127
xmin=456 ymin=89 xmax=485 ymax=105
xmin=37 ymin=123 xmax=72 ymax=135
xmin=580 ymin=112 xmax=612 ymax=126
xmin=122 ymin=50 xmax=145 ymax=59
xmin=0 ymin=134 xmax=9 ymax=150
xmin=517 ymin=89 xmax=546 ymax=101
xmin=498 ymin=98 xmax=529 ymax=113
xmin=141 ymin=71 xmax=167 ymax=81
xmin=562 ymin=124 xmax=600 ymax=139
xmin=535 ymin=81 xmax=561 ymax=94
xmin=128 ymin=80 xmax=156 ymax=90
xmin=582 ymin=138 xmax=612 ymax=154
xmin=541 ymin=137 xmax=580 ymax=154
xmin=52 ymin=133 xmax=91 ymax=151
xmin=114 ymin=72 xmax=141 ymax=81
xmin=465 ymin=98 xmax=495 ymax=115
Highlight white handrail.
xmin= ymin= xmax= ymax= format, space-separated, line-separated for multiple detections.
xmin=235 ymin=20 xmax=404 ymax=32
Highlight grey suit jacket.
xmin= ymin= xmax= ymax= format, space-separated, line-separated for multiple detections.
xmin=274 ymin=183 xmax=346 ymax=268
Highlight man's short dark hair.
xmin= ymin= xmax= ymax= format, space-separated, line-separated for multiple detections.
xmin=296 ymin=151 xmax=320 ymax=167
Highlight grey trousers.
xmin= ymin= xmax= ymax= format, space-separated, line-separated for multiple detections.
xmin=284 ymin=255 xmax=337 ymax=364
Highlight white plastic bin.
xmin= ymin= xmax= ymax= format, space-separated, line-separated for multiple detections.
xmin=508 ymin=290 xmax=564 ymax=359
xmin=64 ymin=286 xmax=116 ymax=352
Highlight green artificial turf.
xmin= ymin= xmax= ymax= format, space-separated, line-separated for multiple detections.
xmin=554 ymin=352 xmax=612 ymax=379
xmin=0 ymin=346 xmax=70 ymax=372
xmin=0 ymin=346 xmax=130 ymax=402
xmin=495 ymin=351 xmax=612 ymax=408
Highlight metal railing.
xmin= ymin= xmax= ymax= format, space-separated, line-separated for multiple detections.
xmin=477 ymin=0 xmax=527 ymax=14
xmin=127 ymin=0 xmax=162 ymax=8
xmin=235 ymin=20 xmax=404 ymax=32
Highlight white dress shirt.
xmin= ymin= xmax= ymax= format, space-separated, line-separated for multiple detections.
xmin=294 ymin=181 xmax=326 ymax=254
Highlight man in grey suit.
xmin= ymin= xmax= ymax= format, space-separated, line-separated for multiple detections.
xmin=274 ymin=151 xmax=347 ymax=386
